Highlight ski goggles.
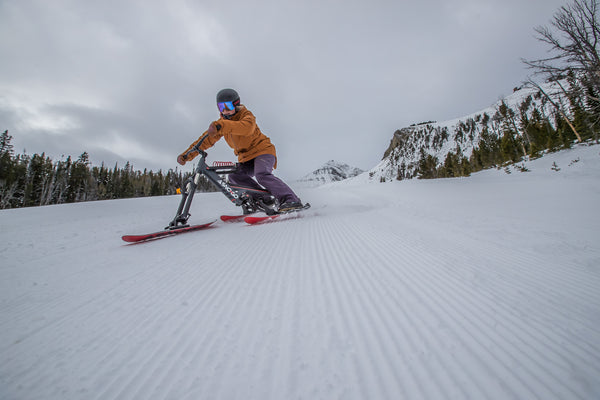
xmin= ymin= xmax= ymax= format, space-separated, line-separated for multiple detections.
xmin=217 ymin=101 xmax=236 ymax=113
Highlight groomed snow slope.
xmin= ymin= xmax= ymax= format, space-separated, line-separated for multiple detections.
xmin=1 ymin=145 xmax=600 ymax=400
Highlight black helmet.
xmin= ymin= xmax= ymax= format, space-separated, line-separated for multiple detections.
xmin=216 ymin=88 xmax=240 ymax=106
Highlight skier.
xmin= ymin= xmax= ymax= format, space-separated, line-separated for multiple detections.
xmin=177 ymin=88 xmax=304 ymax=213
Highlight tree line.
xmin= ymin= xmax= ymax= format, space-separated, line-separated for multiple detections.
xmin=0 ymin=131 xmax=215 ymax=209
xmin=414 ymin=87 xmax=592 ymax=179
xmin=417 ymin=0 xmax=600 ymax=180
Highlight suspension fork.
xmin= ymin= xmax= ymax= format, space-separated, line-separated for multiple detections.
xmin=166 ymin=175 xmax=197 ymax=229
xmin=167 ymin=141 xmax=209 ymax=229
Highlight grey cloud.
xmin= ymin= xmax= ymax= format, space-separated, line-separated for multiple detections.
xmin=1 ymin=0 xmax=568 ymax=180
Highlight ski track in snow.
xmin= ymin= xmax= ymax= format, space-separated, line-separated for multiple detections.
xmin=1 ymin=146 xmax=600 ymax=400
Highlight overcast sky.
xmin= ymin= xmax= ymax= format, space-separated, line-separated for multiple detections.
xmin=1 ymin=0 xmax=569 ymax=180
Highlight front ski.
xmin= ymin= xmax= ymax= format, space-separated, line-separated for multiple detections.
xmin=244 ymin=215 xmax=280 ymax=224
xmin=220 ymin=214 xmax=249 ymax=222
xmin=122 ymin=220 xmax=216 ymax=243
xmin=244 ymin=203 xmax=311 ymax=225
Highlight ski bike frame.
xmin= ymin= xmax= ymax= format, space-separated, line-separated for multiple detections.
xmin=166 ymin=134 xmax=277 ymax=229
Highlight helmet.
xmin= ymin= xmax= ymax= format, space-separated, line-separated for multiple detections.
xmin=216 ymin=88 xmax=240 ymax=106
xmin=216 ymin=89 xmax=240 ymax=118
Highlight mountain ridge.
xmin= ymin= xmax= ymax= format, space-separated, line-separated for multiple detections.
xmin=296 ymin=160 xmax=364 ymax=186
xmin=366 ymin=82 xmax=589 ymax=182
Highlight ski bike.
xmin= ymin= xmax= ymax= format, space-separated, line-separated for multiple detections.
xmin=166 ymin=134 xmax=280 ymax=229
xmin=122 ymin=134 xmax=309 ymax=242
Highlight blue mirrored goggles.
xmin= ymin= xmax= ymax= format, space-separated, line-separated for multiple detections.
xmin=217 ymin=101 xmax=236 ymax=113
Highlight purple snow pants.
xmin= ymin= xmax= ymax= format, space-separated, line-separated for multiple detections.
xmin=228 ymin=154 xmax=300 ymax=204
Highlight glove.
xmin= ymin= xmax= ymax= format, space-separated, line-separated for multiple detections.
xmin=207 ymin=121 xmax=221 ymax=138
xmin=177 ymin=154 xmax=187 ymax=165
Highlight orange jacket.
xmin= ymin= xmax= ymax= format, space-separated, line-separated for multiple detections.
xmin=180 ymin=106 xmax=277 ymax=167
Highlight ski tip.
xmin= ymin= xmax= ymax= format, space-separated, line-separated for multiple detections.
xmin=244 ymin=215 xmax=279 ymax=225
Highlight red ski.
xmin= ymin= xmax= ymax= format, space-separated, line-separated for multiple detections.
xmin=244 ymin=203 xmax=311 ymax=225
xmin=244 ymin=215 xmax=280 ymax=225
xmin=122 ymin=220 xmax=216 ymax=243
xmin=220 ymin=214 xmax=249 ymax=222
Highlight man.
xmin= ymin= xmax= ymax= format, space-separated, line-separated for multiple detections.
xmin=177 ymin=88 xmax=304 ymax=212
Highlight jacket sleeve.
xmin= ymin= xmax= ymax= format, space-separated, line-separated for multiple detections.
xmin=219 ymin=110 xmax=257 ymax=136
xmin=179 ymin=130 xmax=223 ymax=161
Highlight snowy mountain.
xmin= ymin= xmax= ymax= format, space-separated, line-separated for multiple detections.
xmin=368 ymin=84 xmax=564 ymax=182
xmin=1 ymin=144 xmax=599 ymax=400
xmin=297 ymin=160 xmax=364 ymax=186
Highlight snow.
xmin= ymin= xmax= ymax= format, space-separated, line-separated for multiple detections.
xmin=1 ymin=144 xmax=600 ymax=400
xmin=296 ymin=160 xmax=364 ymax=187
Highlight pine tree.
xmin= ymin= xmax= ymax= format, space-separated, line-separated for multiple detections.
xmin=119 ymin=161 xmax=135 ymax=198
xmin=65 ymin=153 xmax=92 ymax=202
xmin=417 ymin=149 xmax=439 ymax=179
xmin=23 ymin=153 xmax=54 ymax=206
xmin=0 ymin=130 xmax=15 ymax=185
xmin=0 ymin=131 xmax=17 ymax=208
xmin=500 ymin=131 xmax=522 ymax=163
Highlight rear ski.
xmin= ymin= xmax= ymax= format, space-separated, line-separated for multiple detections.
xmin=122 ymin=220 xmax=216 ymax=243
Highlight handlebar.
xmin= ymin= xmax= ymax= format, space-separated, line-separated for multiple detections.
xmin=183 ymin=120 xmax=223 ymax=160
xmin=183 ymin=134 xmax=209 ymax=160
